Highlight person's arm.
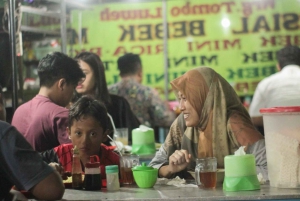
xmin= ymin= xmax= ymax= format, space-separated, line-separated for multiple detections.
xmin=40 ymin=146 xmax=72 ymax=180
xmin=148 ymin=143 xmax=170 ymax=175
xmin=158 ymin=149 xmax=191 ymax=178
xmin=149 ymin=114 xmax=190 ymax=178
xmin=149 ymin=144 xmax=191 ymax=178
xmin=30 ymin=170 xmax=64 ymax=200
xmin=48 ymin=162 xmax=71 ymax=180
xmin=0 ymin=122 xmax=65 ymax=200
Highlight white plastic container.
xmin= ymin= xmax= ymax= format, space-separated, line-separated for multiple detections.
xmin=260 ymin=107 xmax=300 ymax=188
xmin=106 ymin=165 xmax=120 ymax=191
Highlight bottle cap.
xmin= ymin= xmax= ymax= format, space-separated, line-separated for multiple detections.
xmin=105 ymin=165 xmax=119 ymax=173
xmin=85 ymin=155 xmax=100 ymax=168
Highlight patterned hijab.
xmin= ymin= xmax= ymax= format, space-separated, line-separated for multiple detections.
xmin=167 ymin=67 xmax=262 ymax=168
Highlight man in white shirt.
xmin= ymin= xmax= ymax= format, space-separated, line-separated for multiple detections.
xmin=249 ymin=45 xmax=300 ymax=127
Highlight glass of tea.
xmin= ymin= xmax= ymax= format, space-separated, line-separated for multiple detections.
xmin=120 ymin=154 xmax=139 ymax=185
xmin=195 ymin=157 xmax=217 ymax=189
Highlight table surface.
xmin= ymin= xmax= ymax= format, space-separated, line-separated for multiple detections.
xmin=62 ymin=182 xmax=300 ymax=201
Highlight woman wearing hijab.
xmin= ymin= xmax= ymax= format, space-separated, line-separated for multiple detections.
xmin=149 ymin=67 xmax=267 ymax=180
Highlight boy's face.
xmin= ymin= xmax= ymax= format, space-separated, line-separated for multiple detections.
xmin=67 ymin=115 xmax=107 ymax=161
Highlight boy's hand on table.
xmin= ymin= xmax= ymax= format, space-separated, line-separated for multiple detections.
xmin=49 ymin=162 xmax=71 ymax=180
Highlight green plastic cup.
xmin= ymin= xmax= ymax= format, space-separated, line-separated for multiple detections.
xmin=132 ymin=163 xmax=158 ymax=188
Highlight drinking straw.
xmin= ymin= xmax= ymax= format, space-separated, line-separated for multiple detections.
xmin=107 ymin=113 xmax=122 ymax=157
xmin=107 ymin=135 xmax=123 ymax=157
xmin=107 ymin=113 xmax=117 ymax=134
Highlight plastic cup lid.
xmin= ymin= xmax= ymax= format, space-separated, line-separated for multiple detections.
xmin=260 ymin=106 xmax=300 ymax=114
xmin=105 ymin=165 xmax=119 ymax=173
xmin=132 ymin=162 xmax=154 ymax=171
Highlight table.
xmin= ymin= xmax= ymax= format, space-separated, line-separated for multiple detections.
xmin=62 ymin=183 xmax=300 ymax=201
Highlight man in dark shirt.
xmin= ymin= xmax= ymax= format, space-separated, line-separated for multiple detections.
xmin=0 ymin=121 xmax=65 ymax=200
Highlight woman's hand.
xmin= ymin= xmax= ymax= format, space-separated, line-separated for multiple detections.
xmin=159 ymin=149 xmax=191 ymax=178
xmin=169 ymin=149 xmax=191 ymax=173
xmin=49 ymin=162 xmax=71 ymax=180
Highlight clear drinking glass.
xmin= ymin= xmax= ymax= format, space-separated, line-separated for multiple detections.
xmin=195 ymin=157 xmax=217 ymax=189
xmin=114 ymin=128 xmax=129 ymax=146
xmin=120 ymin=154 xmax=139 ymax=185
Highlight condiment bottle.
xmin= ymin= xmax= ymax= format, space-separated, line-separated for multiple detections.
xmin=84 ymin=155 xmax=101 ymax=190
xmin=105 ymin=165 xmax=120 ymax=191
xmin=72 ymin=145 xmax=83 ymax=189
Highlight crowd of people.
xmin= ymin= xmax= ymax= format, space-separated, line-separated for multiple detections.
xmin=2 ymin=45 xmax=299 ymax=199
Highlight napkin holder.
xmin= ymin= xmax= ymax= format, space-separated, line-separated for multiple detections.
xmin=223 ymin=154 xmax=260 ymax=191
xmin=131 ymin=126 xmax=155 ymax=155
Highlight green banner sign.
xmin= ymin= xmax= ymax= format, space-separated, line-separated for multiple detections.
xmin=69 ymin=0 xmax=300 ymax=99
